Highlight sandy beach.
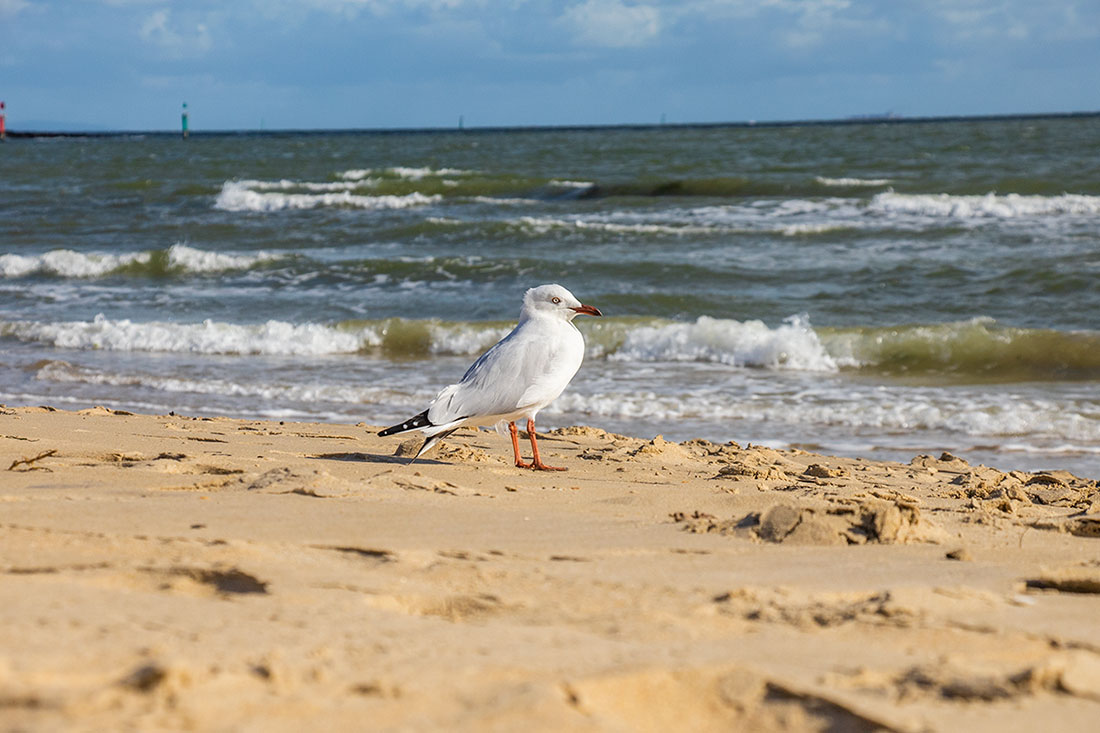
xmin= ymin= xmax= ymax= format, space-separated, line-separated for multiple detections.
xmin=2 ymin=405 xmax=1099 ymax=731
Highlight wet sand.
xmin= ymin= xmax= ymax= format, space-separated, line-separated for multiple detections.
xmin=2 ymin=405 xmax=1099 ymax=731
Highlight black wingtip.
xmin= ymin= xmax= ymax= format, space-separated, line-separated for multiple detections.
xmin=378 ymin=409 xmax=431 ymax=437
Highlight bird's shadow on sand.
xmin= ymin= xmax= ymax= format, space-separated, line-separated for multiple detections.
xmin=308 ymin=451 xmax=447 ymax=466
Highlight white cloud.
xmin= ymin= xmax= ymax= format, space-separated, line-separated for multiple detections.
xmin=562 ymin=0 xmax=661 ymax=48
xmin=766 ymin=0 xmax=856 ymax=49
xmin=658 ymin=0 xmax=882 ymax=51
xmin=925 ymin=0 xmax=1099 ymax=43
xmin=139 ymin=8 xmax=213 ymax=58
xmin=0 ymin=0 xmax=28 ymax=17
xmin=935 ymin=1 xmax=1024 ymax=41
xmin=264 ymin=0 xmax=485 ymax=17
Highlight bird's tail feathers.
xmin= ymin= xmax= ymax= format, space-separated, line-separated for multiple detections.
xmin=379 ymin=411 xmax=469 ymax=465
xmin=410 ymin=428 xmax=458 ymax=464
xmin=378 ymin=409 xmax=431 ymax=437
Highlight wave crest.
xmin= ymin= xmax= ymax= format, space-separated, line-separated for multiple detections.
xmin=870 ymin=192 xmax=1100 ymax=219
xmin=822 ymin=319 xmax=1100 ymax=380
xmin=0 ymin=244 xmax=279 ymax=279
xmin=214 ymin=180 xmax=441 ymax=212
xmin=610 ymin=315 xmax=842 ymax=371
xmin=2 ymin=315 xmax=372 ymax=356
xmin=4 ymin=314 xmax=1098 ymax=380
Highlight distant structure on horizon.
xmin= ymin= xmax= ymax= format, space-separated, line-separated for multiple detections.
xmin=181 ymin=102 xmax=189 ymax=140
xmin=848 ymin=111 xmax=902 ymax=121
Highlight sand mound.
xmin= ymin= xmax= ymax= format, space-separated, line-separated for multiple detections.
xmin=548 ymin=425 xmax=627 ymax=442
xmin=1025 ymin=566 xmax=1100 ymax=595
xmin=675 ymin=492 xmax=947 ymax=545
xmin=565 ymin=665 xmax=893 ymax=733
xmin=629 ymin=435 xmax=696 ymax=463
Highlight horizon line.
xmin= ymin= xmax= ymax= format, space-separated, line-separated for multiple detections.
xmin=5 ymin=109 xmax=1100 ymax=138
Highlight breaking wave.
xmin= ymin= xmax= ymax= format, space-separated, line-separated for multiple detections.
xmin=607 ymin=315 xmax=841 ymax=371
xmin=869 ymin=192 xmax=1100 ymax=219
xmin=4 ymin=313 xmax=1097 ymax=381
xmin=214 ymin=180 xmax=441 ymax=212
xmin=339 ymin=166 xmax=476 ymax=181
xmin=0 ymin=244 xmax=281 ymax=279
xmin=0 ymin=315 xmax=511 ymax=358
xmin=815 ymin=176 xmax=892 ymax=186
xmin=819 ymin=318 xmax=1100 ymax=380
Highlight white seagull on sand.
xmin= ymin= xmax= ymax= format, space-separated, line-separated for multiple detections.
xmin=379 ymin=284 xmax=602 ymax=470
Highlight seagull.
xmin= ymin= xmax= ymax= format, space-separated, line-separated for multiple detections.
xmin=378 ymin=284 xmax=602 ymax=470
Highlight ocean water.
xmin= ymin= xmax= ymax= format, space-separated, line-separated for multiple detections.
xmin=2 ymin=117 xmax=1099 ymax=477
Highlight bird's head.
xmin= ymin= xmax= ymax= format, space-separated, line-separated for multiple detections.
xmin=522 ymin=284 xmax=602 ymax=321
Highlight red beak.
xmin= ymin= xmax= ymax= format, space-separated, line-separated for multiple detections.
xmin=571 ymin=304 xmax=602 ymax=317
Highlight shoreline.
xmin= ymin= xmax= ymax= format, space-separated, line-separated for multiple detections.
xmin=3 ymin=405 xmax=1099 ymax=730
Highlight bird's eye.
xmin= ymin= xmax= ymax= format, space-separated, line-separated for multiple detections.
xmin=551 ymin=297 xmax=561 ymax=304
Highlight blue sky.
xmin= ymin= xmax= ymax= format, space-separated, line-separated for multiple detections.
xmin=2 ymin=0 xmax=1098 ymax=130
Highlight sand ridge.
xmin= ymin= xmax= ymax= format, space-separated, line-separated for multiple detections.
xmin=2 ymin=405 xmax=1099 ymax=731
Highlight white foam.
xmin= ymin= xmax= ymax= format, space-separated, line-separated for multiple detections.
xmin=2 ymin=315 xmax=378 ymax=356
xmin=339 ymin=167 xmax=473 ymax=181
xmin=387 ymin=166 xmax=438 ymax=180
xmin=552 ymin=385 xmax=1100 ymax=443
xmin=575 ymin=220 xmax=712 ymax=235
xmin=870 ymin=192 xmax=1100 ymax=219
xmin=470 ymin=195 xmax=531 ymax=206
xmin=164 ymin=244 xmax=279 ymax=273
xmin=34 ymin=360 xmax=398 ymax=405
xmin=0 ymin=312 xmax=835 ymax=369
xmin=243 ymin=178 xmax=367 ymax=192
xmin=815 ymin=176 xmax=892 ymax=186
xmin=659 ymin=192 xmax=1100 ymax=234
xmin=0 ymin=250 xmax=144 ymax=278
xmin=769 ymin=199 xmax=843 ymax=217
xmin=428 ymin=324 xmax=511 ymax=355
xmin=513 ymin=215 xmax=714 ymax=236
xmin=998 ymin=442 xmax=1100 ymax=456
xmin=609 ymin=315 xmax=843 ymax=371
xmin=779 ymin=223 xmax=857 ymax=236
xmin=0 ymin=244 xmax=277 ymax=278
xmin=670 ymin=200 xmax=865 ymax=232
xmin=549 ymin=179 xmax=595 ymax=189
xmin=214 ymin=180 xmax=441 ymax=212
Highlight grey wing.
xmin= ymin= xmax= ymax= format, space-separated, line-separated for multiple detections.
xmin=427 ymin=330 xmax=547 ymax=425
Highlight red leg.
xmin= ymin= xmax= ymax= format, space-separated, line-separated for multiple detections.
xmin=527 ymin=418 xmax=566 ymax=471
xmin=509 ymin=421 xmax=531 ymax=468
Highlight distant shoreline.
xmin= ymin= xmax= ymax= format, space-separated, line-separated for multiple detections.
xmin=5 ymin=109 xmax=1100 ymax=139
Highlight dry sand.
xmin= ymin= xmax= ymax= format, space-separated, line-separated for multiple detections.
xmin=2 ymin=405 xmax=1100 ymax=732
